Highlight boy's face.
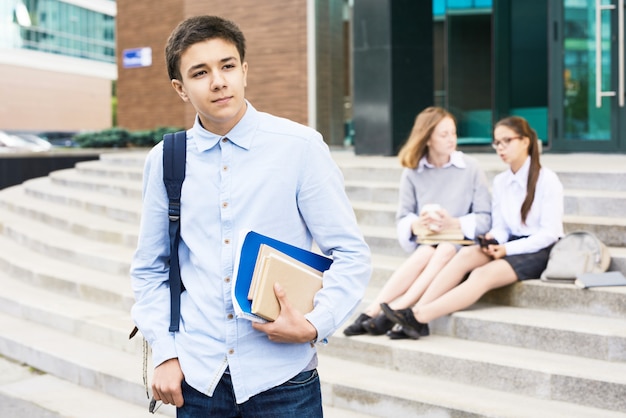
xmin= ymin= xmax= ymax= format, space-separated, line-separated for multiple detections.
xmin=171 ymin=38 xmax=248 ymax=136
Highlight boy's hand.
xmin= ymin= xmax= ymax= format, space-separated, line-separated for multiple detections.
xmin=152 ymin=358 xmax=185 ymax=407
xmin=252 ymin=283 xmax=318 ymax=344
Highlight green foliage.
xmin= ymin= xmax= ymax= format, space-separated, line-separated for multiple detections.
xmin=73 ymin=127 xmax=129 ymax=148
xmin=111 ymin=96 xmax=118 ymax=127
xmin=72 ymin=126 xmax=183 ymax=148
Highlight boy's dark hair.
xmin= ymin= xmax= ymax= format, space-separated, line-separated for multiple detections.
xmin=165 ymin=15 xmax=246 ymax=81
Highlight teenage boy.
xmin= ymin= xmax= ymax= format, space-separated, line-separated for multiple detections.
xmin=130 ymin=15 xmax=371 ymax=417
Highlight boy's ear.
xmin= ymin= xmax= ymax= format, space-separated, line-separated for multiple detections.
xmin=242 ymin=61 xmax=248 ymax=88
xmin=171 ymin=79 xmax=188 ymax=102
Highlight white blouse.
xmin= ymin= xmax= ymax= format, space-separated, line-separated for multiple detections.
xmin=490 ymin=156 xmax=564 ymax=256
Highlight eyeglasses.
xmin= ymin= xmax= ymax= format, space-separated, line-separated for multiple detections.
xmin=491 ymin=136 xmax=522 ymax=149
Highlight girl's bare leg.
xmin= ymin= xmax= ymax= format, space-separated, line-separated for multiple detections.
xmin=415 ymin=258 xmax=518 ymax=323
xmin=362 ymin=245 xmax=435 ymax=317
xmin=388 ymin=243 xmax=457 ymax=310
xmin=416 ymin=245 xmax=491 ymax=306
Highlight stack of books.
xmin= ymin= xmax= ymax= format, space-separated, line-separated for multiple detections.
xmin=232 ymin=231 xmax=333 ymax=322
xmin=413 ymin=226 xmax=474 ymax=245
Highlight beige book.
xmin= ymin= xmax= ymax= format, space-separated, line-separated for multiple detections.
xmin=248 ymin=244 xmax=322 ymax=300
xmin=250 ymin=252 xmax=323 ymax=321
xmin=414 ymin=226 xmax=466 ymax=241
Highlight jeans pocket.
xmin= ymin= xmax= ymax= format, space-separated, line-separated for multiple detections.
xmin=285 ymin=369 xmax=319 ymax=386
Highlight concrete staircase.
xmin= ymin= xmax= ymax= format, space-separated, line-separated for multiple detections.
xmin=0 ymin=149 xmax=625 ymax=417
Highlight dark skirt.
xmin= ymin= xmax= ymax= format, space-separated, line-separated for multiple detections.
xmin=503 ymin=244 xmax=554 ymax=281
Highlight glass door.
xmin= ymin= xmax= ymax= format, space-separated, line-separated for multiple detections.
xmin=551 ymin=0 xmax=625 ymax=152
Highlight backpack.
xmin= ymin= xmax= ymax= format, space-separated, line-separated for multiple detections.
xmin=128 ymin=130 xmax=186 ymax=338
xmin=540 ymin=231 xmax=611 ymax=283
xmin=162 ymin=130 xmax=187 ymax=332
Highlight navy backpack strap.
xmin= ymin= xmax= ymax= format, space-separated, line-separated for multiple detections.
xmin=163 ymin=130 xmax=187 ymax=332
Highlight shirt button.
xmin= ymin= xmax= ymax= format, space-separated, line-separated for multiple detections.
xmin=227 ymin=313 xmax=234 ymax=320
xmin=228 ymin=349 xmax=235 ymax=355
xmin=224 ymin=277 xmax=231 ymax=283
xmin=223 ymin=165 xmax=228 ymax=171
xmin=222 ymin=202 xmax=228 ymax=208
xmin=222 ymin=138 xmax=228 ymax=143
xmin=224 ymin=239 xmax=230 ymax=245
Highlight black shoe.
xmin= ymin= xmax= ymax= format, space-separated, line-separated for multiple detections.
xmin=380 ymin=303 xmax=430 ymax=338
xmin=386 ymin=325 xmax=417 ymax=340
xmin=362 ymin=313 xmax=394 ymax=336
xmin=343 ymin=313 xmax=371 ymax=336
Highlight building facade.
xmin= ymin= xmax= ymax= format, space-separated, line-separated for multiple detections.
xmin=115 ymin=0 xmax=347 ymax=147
xmin=115 ymin=0 xmax=625 ymax=154
xmin=353 ymin=0 xmax=626 ymax=154
xmin=0 ymin=0 xmax=116 ymax=132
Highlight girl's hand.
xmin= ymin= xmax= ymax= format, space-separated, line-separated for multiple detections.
xmin=411 ymin=217 xmax=430 ymax=236
xmin=482 ymin=243 xmax=507 ymax=259
xmin=433 ymin=208 xmax=457 ymax=231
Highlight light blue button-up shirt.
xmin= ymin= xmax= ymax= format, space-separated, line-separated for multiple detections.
xmin=130 ymin=102 xmax=371 ymax=403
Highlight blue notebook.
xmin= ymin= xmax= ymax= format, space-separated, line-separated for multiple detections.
xmin=232 ymin=230 xmax=333 ymax=322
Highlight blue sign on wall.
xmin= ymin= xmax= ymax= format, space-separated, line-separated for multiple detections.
xmin=122 ymin=47 xmax=152 ymax=68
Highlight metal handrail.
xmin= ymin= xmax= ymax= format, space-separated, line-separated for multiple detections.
xmin=596 ymin=0 xmax=617 ymax=107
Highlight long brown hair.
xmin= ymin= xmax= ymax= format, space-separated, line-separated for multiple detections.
xmin=398 ymin=107 xmax=456 ymax=169
xmin=494 ymin=116 xmax=541 ymax=224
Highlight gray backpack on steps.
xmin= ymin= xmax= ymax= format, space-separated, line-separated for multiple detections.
xmin=540 ymin=231 xmax=611 ymax=283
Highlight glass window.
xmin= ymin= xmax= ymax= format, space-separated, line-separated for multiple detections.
xmin=3 ymin=0 xmax=115 ymax=63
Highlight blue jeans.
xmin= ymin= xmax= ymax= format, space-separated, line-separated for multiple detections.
xmin=177 ymin=369 xmax=322 ymax=418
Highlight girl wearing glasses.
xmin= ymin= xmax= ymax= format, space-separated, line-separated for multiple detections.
xmin=380 ymin=116 xmax=564 ymax=339
xmin=344 ymin=106 xmax=492 ymax=338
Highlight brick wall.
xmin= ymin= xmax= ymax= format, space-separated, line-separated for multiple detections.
xmin=116 ymin=0 xmax=309 ymax=131
xmin=116 ymin=0 xmax=186 ymax=131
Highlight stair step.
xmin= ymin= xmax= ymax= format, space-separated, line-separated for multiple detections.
xmin=75 ymin=159 xmax=144 ymax=180
xmin=0 ymin=270 xmax=137 ymax=353
xmin=564 ymin=189 xmax=626 ymax=217
xmin=337 ymin=152 xmax=626 ymax=191
xmin=0 ymin=185 xmax=138 ymax=247
xmin=317 ymin=354 xmax=626 ymax=417
xmin=565 ymin=214 xmax=626 ymax=247
xmin=321 ymin=331 xmax=626 ymax=413
xmin=0 ymin=206 xmax=134 ymax=275
xmin=23 ymin=177 xmax=141 ymax=223
xmin=99 ymin=150 xmax=149 ymax=167
xmin=431 ymin=303 xmax=626 ymax=361
xmin=347 ymin=179 xmax=626 ymax=218
xmin=49 ymin=168 xmax=142 ymax=198
xmin=0 ymin=312 xmax=147 ymax=407
xmin=345 ymin=180 xmax=399 ymax=204
xmin=0 ymin=233 xmax=133 ymax=310
xmin=0 ymin=357 xmax=173 ymax=417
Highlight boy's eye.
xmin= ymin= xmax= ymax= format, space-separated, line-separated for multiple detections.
xmin=193 ymin=70 xmax=206 ymax=77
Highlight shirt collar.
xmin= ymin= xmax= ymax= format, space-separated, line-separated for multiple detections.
xmin=504 ymin=156 xmax=531 ymax=187
xmin=189 ymin=100 xmax=257 ymax=152
xmin=417 ymin=150 xmax=466 ymax=173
